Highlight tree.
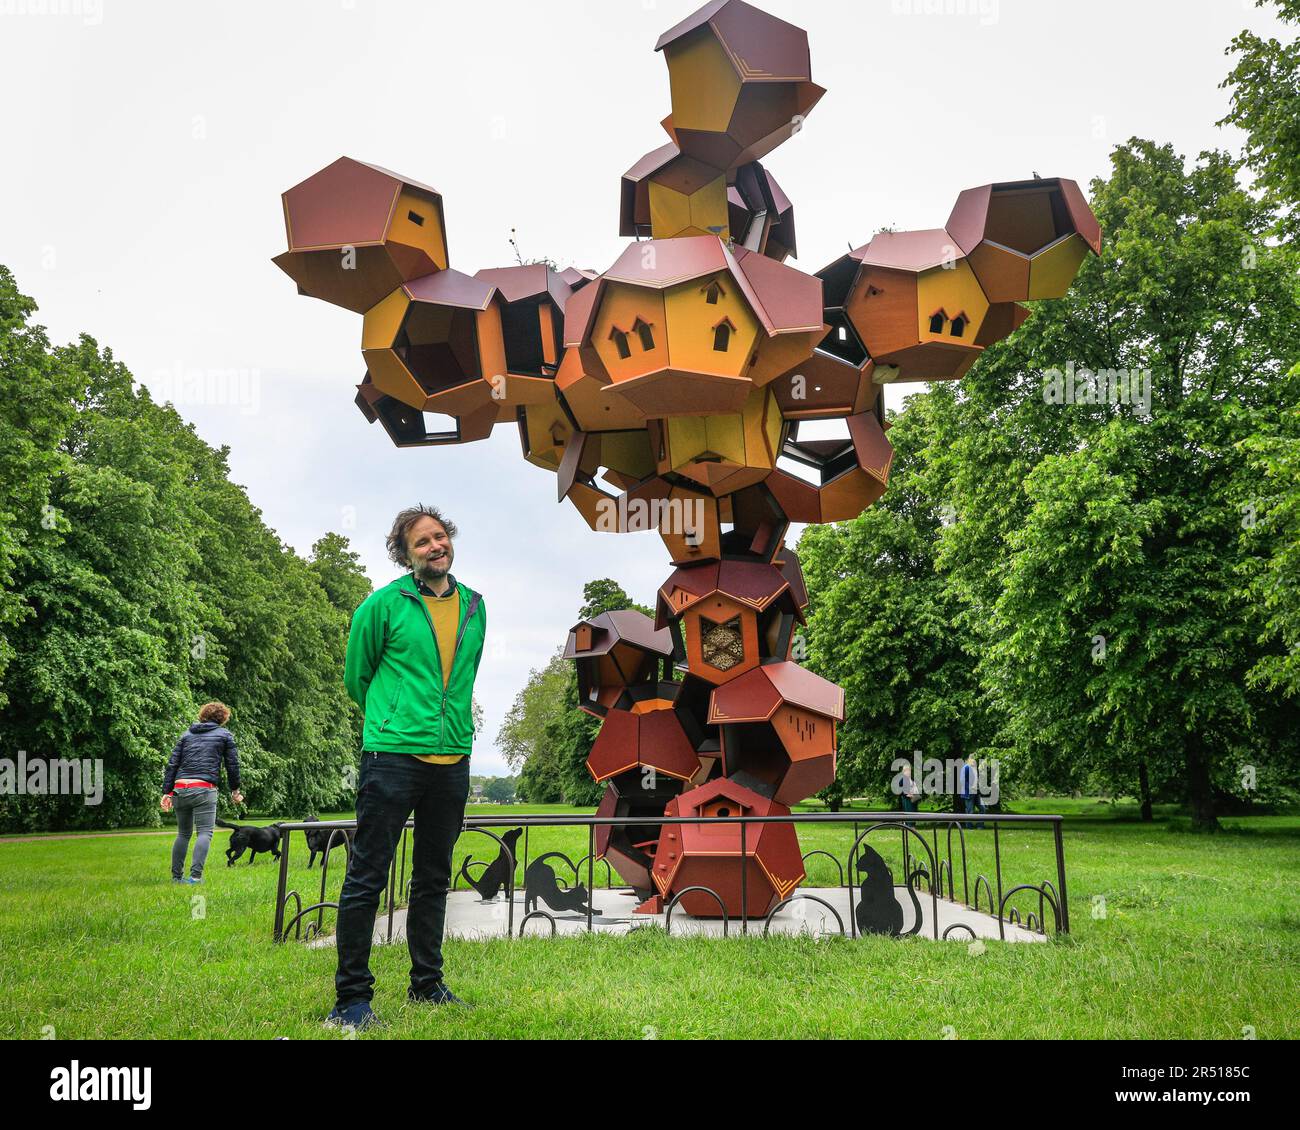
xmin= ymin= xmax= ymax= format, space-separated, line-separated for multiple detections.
xmin=510 ymin=578 xmax=649 ymax=804
xmin=1239 ymin=408 xmax=1300 ymax=699
xmin=484 ymin=776 xmax=515 ymax=804
xmin=798 ymin=393 xmax=996 ymax=811
xmin=309 ymin=532 xmax=371 ymax=618
xmin=0 ymin=267 xmax=79 ymax=712
xmin=928 ymin=140 xmax=1300 ymax=830
xmin=0 ymin=264 xmax=375 ymax=830
xmin=1222 ymin=0 xmax=1300 ymax=240
xmin=496 ymin=651 xmax=569 ymax=772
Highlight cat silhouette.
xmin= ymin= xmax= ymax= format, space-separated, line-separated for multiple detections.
xmin=524 ymin=853 xmax=599 ymax=917
xmin=855 ymin=844 xmax=922 ymax=937
xmin=459 ymin=827 xmax=522 ymax=900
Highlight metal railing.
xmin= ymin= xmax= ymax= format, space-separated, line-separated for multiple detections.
xmin=271 ymin=810 xmax=1069 ymax=944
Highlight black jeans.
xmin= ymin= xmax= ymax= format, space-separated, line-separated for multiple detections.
xmin=334 ymin=752 xmax=470 ymax=1008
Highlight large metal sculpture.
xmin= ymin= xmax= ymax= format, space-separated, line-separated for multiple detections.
xmin=274 ymin=0 xmax=1100 ymax=919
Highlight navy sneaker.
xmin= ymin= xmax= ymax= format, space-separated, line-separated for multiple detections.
xmin=325 ymin=1000 xmax=378 ymax=1031
xmin=407 ymin=982 xmax=468 ymax=1007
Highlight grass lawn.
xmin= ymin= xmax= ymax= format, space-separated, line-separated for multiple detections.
xmin=1 ymin=798 xmax=1297 ymax=1039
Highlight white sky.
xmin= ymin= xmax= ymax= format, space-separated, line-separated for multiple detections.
xmin=1 ymin=0 xmax=1287 ymax=775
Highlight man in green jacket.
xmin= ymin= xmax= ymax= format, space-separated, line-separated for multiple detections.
xmin=326 ymin=504 xmax=487 ymax=1031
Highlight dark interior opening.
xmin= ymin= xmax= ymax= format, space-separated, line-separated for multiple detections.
xmin=816 ymin=309 xmax=868 ymax=366
xmin=501 ymin=297 xmax=548 ymax=377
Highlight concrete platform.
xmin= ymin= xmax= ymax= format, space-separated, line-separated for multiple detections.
xmin=308 ymin=886 xmax=1046 ymax=946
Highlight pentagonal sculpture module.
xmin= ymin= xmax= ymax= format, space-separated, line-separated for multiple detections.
xmin=274 ymin=0 xmax=1100 ymax=919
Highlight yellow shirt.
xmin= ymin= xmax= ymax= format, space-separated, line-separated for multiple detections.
xmin=415 ymin=589 xmax=466 ymax=765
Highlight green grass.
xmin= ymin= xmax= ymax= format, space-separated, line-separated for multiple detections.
xmin=1 ymin=799 xmax=1297 ymax=1039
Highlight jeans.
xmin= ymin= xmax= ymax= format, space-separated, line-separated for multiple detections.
xmin=962 ymin=795 xmax=986 ymax=829
xmin=334 ymin=752 xmax=470 ymax=1008
xmin=171 ymin=787 xmax=218 ymax=879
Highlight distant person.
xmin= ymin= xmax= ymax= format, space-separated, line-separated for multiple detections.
xmin=899 ymin=763 xmax=921 ymax=815
xmin=959 ymin=756 xmax=984 ymax=829
xmin=327 ymin=504 xmax=487 ymax=1032
xmin=161 ymin=702 xmax=243 ymax=884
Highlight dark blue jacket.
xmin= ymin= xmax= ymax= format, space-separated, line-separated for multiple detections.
xmin=162 ymin=722 xmax=241 ymax=793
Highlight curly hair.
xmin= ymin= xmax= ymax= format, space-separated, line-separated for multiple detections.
xmin=198 ymin=702 xmax=231 ymax=725
xmin=386 ymin=504 xmax=458 ymax=569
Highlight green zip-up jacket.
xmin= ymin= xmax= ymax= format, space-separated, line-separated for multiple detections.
xmin=344 ymin=573 xmax=487 ymax=756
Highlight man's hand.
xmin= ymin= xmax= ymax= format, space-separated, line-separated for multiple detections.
xmin=160 ymin=794 xmax=173 ymax=813
xmin=231 ymin=790 xmax=244 ymax=806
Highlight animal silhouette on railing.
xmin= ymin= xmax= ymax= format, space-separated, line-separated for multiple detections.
xmin=524 ymin=853 xmax=599 ymax=918
xmin=458 ymin=827 xmax=523 ymax=901
xmin=855 ymin=845 xmax=922 ymax=937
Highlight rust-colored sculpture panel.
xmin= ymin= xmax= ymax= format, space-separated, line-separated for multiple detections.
xmin=275 ymin=0 xmax=1100 ymax=918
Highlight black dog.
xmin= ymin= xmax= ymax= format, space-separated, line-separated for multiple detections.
xmin=524 ymin=854 xmax=599 ymax=918
xmin=216 ymin=818 xmax=283 ymax=866
xmin=458 ymin=827 xmax=522 ymax=900
xmin=303 ymin=815 xmax=352 ymax=870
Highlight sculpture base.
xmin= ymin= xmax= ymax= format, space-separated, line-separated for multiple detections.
xmin=308 ymin=887 xmax=1049 ymax=945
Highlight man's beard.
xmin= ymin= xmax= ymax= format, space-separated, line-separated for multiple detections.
xmin=414 ymin=552 xmax=452 ymax=584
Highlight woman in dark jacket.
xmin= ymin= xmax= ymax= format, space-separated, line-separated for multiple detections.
xmin=161 ymin=702 xmax=244 ymax=883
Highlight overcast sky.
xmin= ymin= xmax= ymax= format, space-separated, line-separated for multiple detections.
xmin=1 ymin=0 xmax=1287 ymax=775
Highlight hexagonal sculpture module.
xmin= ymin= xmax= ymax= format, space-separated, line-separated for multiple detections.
xmin=656 ymin=558 xmax=805 ymax=680
xmin=274 ymin=157 xmax=448 ymax=314
xmin=473 ymin=264 xmax=570 ymax=387
xmin=820 ymin=229 xmax=987 ymax=383
xmin=584 ymin=701 xmax=701 ymax=786
xmin=707 ymin=659 xmax=845 ymax=805
xmin=564 ymin=609 xmax=675 ymax=717
xmin=568 ymin=235 xmax=825 ymax=419
xmin=767 ymin=411 xmax=894 ymax=523
xmin=652 ymin=777 xmax=804 ymax=917
xmin=354 ymin=371 xmax=497 ymax=449
xmin=656 ymin=0 xmax=826 ymax=172
xmin=360 ymin=269 xmax=505 ymax=418
xmin=947 ymin=178 xmax=1101 ymax=303
xmin=595 ymin=770 xmax=694 ymax=893
xmin=647 ymin=383 xmax=783 ymax=497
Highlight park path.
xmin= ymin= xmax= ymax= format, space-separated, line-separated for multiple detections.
xmin=0 ymin=830 xmax=172 ymax=844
